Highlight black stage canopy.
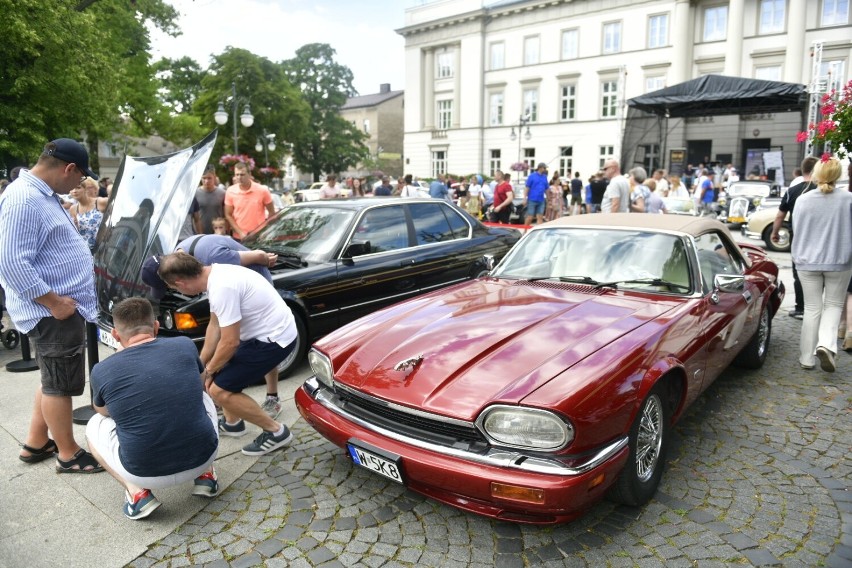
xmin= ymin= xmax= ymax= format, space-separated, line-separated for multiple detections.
xmin=627 ymin=74 xmax=807 ymax=118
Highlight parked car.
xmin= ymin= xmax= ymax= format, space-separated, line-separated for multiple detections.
xmin=296 ymin=213 xmax=784 ymax=524
xmin=717 ymin=180 xmax=771 ymax=226
xmin=662 ymin=196 xmax=696 ymax=216
xmin=97 ymin=197 xmax=521 ymax=377
xmin=742 ymin=205 xmax=791 ymax=252
xmin=295 ymin=182 xmax=353 ymax=202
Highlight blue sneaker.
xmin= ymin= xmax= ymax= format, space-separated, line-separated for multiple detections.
xmin=123 ymin=489 xmax=161 ymax=520
xmin=218 ymin=417 xmax=247 ymax=437
xmin=241 ymin=426 xmax=294 ymax=456
xmin=192 ymin=468 xmax=219 ymax=497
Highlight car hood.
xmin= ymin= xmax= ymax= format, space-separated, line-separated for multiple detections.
xmin=319 ymin=279 xmax=679 ymax=421
xmin=94 ymin=131 xmax=217 ymax=320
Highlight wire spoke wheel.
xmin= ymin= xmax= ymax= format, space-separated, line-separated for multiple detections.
xmin=635 ymin=395 xmax=663 ymax=482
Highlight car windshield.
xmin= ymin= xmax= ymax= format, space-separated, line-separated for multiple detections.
xmin=492 ymin=227 xmax=691 ymax=293
xmin=244 ymin=206 xmax=356 ymax=263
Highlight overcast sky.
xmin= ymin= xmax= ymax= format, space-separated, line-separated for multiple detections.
xmin=149 ymin=0 xmax=411 ymax=96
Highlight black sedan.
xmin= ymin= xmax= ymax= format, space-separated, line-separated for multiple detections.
xmin=146 ymin=198 xmax=520 ymax=375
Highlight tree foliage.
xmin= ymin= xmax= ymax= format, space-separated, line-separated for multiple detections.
xmin=0 ymin=0 xmax=179 ymax=171
xmin=282 ymin=43 xmax=369 ymax=181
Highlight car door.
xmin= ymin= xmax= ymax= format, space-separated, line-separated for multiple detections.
xmin=405 ymin=201 xmax=476 ymax=293
xmin=335 ymin=203 xmax=420 ymax=324
xmin=694 ymin=231 xmax=759 ymax=386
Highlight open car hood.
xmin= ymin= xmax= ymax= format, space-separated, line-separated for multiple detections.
xmin=93 ymin=131 xmax=217 ymax=321
xmin=319 ymin=279 xmax=679 ymax=421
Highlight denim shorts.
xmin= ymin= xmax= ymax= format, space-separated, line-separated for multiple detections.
xmin=214 ymin=338 xmax=296 ymax=393
xmin=527 ymin=200 xmax=546 ymax=217
xmin=27 ymin=313 xmax=86 ymax=397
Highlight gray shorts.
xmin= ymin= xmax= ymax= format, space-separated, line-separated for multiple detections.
xmin=27 ymin=313 xmax=86 ymax=397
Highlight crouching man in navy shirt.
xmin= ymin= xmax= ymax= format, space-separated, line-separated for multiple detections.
xmin=86 ymin=297 xmax=219 ymax=520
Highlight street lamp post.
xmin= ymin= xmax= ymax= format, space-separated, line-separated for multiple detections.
xmin=214 ymin=81 xmax=254 ymax=154
xmin=509 ymin=114 xmax=532 ymax=185
xmin=255 ymin=130 xmax=276 ymax=166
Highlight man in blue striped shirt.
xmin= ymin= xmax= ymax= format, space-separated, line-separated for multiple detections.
xmin=0 ymin=139 xmax=103 ymax=473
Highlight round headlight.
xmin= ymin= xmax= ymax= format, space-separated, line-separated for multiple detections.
xmin=162 ymin=310 xmax=174 ymax=330
xmin=308 ymin=349 xmax=334 ymax=389
xmin=477 ymin=406 xmax=573 ymax=450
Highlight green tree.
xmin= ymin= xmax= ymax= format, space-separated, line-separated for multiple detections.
xmin=192 ymin=48 xmax=310 ymax=180
xmin=0 ymin=0 xmax=179 ymax=173
xmin=282 ymin=43 xmax=369 ymax=181
xmin=151 ymin=56 xmax=209 ymax=146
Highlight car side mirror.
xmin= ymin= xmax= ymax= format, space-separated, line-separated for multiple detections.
xmin=344 ymin=240 xmax=371 ymax=259
xmin=482 ymin=254 xmax=495 ymax=272
xmin=714 ymin=273 xmax=744 ymax=293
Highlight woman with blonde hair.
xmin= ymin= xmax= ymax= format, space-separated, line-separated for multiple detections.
xmin=791 ymin=156 xmax=852 ymax=372
xmin=69 ymin=177 xmax=109 ymax=253
xmin=668 ymin=175 xmax=689 ymax=198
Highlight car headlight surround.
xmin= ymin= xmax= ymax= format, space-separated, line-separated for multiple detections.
xmin=476 ymin=405 xmax=574 ymax=451
xmin=308 ymin=349 xmax=335 ymax=389
xmin=162 ymin=310 xmax=174 ymax=330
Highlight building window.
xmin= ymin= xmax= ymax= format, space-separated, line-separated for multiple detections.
xmin=363 ymin=119 xmax=370 ymax=134
xmin=601 ymin=81 xmax=618 ymax=118
xmin=490 ymin=42 xmax=505 ymax=70
xmin=559 ymin=147 xmax=573 ymax=178
xmin=437 ymin=100 xmax=453 ymax=130
xmin=703 ymin=6 xmax=728 ymax=41
xmin=822 ymin=0 xmax=849 ymax=25
xmin=437 ymin=51 xmax=454 ymax=79
xmin=645 ymin=76 xmax=666 ymax=93
xmin=603 ymin=22 xmax=622 ymax=54
xmin=640 ymin=144 xmax=661 ymax=172
xmin=759 ymin=0 xmax=785 ymax=33
xmin=524 ymin=36 xmax=540 ymax=65
xmin=523 ymin=148 xmax=536 ymax=172
xmin=560 ymin=84 xmax=576 ymax=121
xmin=599 ymin=146 xmax=615 ymax=169
xmin=523 ymin=88 xmax=539 ymax=122
xmin=755 ymin=65 xmax=782 ymax=81
xmin=648 ymin=14 xmax=668 ymax=48
xmin=489 ymin=92 xmax=504 ymax=126
xmin=561 ymin=29 xmax=579 ymax=60
xmin=489 ymin=150 xmax=502 ymax=177
xmin=821 ymin=60 xmax=847 ymax=93
xmin=432 ymin=150 xmax=447 ymax=177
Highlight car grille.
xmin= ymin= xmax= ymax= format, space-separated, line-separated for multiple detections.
xmin=335 ymin=386 xmax=489 ymax=450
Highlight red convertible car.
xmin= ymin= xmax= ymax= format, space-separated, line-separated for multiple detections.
xmin=295 ymin=214 xmax=784 ymax=524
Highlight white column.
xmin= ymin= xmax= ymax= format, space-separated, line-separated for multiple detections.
xmin=785 ymin=0 xmax=807 ymax=82
xmin=724 ymin=0 xmax=745 ymax=76
xmin=671 ymin=0 xmax=692 ymax=83
xmin=453 ymin=46 xmax=461 ymax=128
xmin=423 ymin=49 xmax=435 ymax=130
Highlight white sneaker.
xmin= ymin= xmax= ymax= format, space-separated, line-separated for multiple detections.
xmin=261 ymin=396 xmax=282 ymax=419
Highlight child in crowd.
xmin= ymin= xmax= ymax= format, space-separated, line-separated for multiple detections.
xmin=212 ymin=217 xmax=230 ymax=236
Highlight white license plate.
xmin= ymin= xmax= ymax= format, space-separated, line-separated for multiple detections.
xmin=98 ymin=327 xmax=119 ymax=350
xmin=347 ymin=442 xmax=404 ymax=484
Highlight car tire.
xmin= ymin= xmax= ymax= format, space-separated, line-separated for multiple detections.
xmin=609 ymin=382 xmax=670 ymax=507
xmin=762 ymin=224 xmax=791 ymax=253
xmin=734 ymin=303 xmax=771 ymax=369
xmin=274 ymin=312 xmax=307 ymax=380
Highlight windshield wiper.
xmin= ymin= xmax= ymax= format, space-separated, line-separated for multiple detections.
xmin=593 ymin=278 xmax=690 ymax=291
xmin=525 ymin=275 xmax=600 ymax=284
xmin=267 ymin=249 xmax=306 ymax=268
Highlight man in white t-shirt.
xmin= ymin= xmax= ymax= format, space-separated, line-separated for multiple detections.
xmin=157 ymin=252 xmax=298 ymax=457
xmin=600 ymin=158 xmax=630 ymax=213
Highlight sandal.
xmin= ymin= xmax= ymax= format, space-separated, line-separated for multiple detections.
xmin=56 ymin=449 xmax=104 ymax=474
xmin=19 ymin=439 xmax=58 ymax=463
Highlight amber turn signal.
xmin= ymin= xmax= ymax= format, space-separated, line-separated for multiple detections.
xmin=174 ymin=313 xmax=199 ymax=330
xmin=491 ymin=482 xmax=545 ymax=504
xmin=588 ymin=472 xmax=606 ymax=490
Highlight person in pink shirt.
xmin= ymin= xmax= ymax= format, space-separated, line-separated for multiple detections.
xmin=319 ymin=175 xmax=340 ymax=199
xmin=224 ymin=162 xmax=275 ymax=240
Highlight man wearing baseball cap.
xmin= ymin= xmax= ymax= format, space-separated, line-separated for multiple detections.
xmin=0 ymin=138 xmax=103 ymax=472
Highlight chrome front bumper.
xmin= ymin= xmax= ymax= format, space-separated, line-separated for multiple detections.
xmin=304 ymin=376 xmax=628 ymax=477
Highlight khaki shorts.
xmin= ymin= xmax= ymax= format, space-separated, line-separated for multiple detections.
xmin=27 ymin=314 xmax=86 ymax=397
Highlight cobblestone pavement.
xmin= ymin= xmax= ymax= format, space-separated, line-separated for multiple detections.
xmin=130 ymin=314 xmax=851 ymax=568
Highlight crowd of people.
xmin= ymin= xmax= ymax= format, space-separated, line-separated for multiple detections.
xmin=1 ymin=139 xmax=849 ymax=522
